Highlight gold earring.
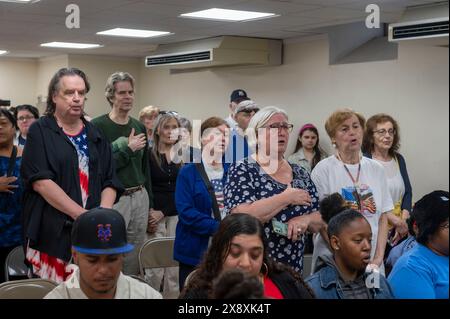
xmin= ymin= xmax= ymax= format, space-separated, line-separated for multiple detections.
xmin=260 ymin=262 xmax=269 ymax=277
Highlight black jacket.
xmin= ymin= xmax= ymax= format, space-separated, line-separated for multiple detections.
xmin=21 ymin=116 xmax=123 ymax=261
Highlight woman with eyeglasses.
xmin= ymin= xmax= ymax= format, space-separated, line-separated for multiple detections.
xmin=362 ymin=114 xmax=411 ymax=247
xmin=311 ymin=109 xmax=393 ymax=275
xmin=388 ymin=191 xmax=449 ymax=299
xmin=13 ymin=104 xmax=39 ymax=149
xmin=224 ymin=106 xmax=323 ymax=275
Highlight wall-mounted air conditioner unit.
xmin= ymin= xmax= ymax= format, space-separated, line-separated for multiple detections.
xmin=145 ymin=36 xmax=282 ymax=70
xmin=388 ymin=2 xmax=449 ymax=46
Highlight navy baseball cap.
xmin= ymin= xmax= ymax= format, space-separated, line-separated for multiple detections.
xmin=72 ymin=208 xmax=134 ymax=255
xmin=230 ymin=89 xmax=250 ymax=103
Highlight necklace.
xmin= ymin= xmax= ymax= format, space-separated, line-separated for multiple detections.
xmin=336 ymin=152 xmax=362 ymax=211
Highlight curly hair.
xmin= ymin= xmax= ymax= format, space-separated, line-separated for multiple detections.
xmin=362 ymin=113 xmax=400 ymax=157
xmin=319 ymin=193 xmax=350 ymax=224
xmin=324 ymin=108 xmax=365 ymax=140
xmin=210 ymin=269 xmax=264 ymax=299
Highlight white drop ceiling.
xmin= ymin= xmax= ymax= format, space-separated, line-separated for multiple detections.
xmin=0 ymin=0 xmax=445 ymax=58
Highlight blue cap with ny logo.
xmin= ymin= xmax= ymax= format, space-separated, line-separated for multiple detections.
xmin=71 ymin=207 xmax=134 ymax=255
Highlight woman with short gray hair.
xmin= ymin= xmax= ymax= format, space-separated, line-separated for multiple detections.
xmin=224 ymin=106 xmax=323 ymax=274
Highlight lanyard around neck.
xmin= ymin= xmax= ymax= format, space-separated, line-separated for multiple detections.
xmin=343 ymin=163 xmax=361 ymax=188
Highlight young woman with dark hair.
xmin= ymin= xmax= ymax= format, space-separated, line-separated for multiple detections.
xmin=306 ymin=210 xmax=394 ymax=299
xmin=288 ymin=123 xmax=327 ymax=173
xmin=180 ymin=213 xmax=315 ymax=299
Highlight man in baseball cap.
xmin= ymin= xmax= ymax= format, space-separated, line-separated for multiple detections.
xmin=45 ymin=208 xmax=162 ymax=299
xmin=224 ymin=99 xmax=259 ymax=163
xmin=225 ymin=89 xmax=250 ymax=129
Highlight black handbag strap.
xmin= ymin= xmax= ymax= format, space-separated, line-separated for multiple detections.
xmin=7 ymin=146 xmax=17 ymax=176
xmin=195 ymin=163 xmax=222 ymax=221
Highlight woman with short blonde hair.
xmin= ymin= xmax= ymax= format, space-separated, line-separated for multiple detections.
xmin=311 ymin=108 xmax=393 ymax=275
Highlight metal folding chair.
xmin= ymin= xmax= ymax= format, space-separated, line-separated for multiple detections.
xmin=138 ymin=237 xmax=178 ymax=276
xmin=4 ymin=246 xmax=28 ymax=282
xmin=0 ymin=278 xmax=58 ymax=299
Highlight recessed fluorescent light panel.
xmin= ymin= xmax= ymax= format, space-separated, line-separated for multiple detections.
xmin=180 ymin=8 xmax=277 ymax=22
xmin=0 ymin=50 xmax=9 ymax=56
xmin=0 ymin=0 xmax=40 ymax=3
xmin=97 ymin=28 xmax=171 ymax=38
xmin=40 ymin=42 xmax=102 ymax=49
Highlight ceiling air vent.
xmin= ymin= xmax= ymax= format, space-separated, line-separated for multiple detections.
xmin=388 ymin=3 xmax=448 ymax=46
xmin=146 ymin=50 xmax=212 ymax=67
xmin=144 ymin=36 xmax=282 ymax=70
xmin=390 ymin=19 xmax=449 ymax=40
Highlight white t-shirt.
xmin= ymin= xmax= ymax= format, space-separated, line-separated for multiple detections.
xmin=373 ymin=158 xmax=405 ymax=208
xmin=44 ymin=266 xmax=162 ymax=299
xmin=311 ymin=155 xmax=394 ymax=259
xmin=203 ymin=162 xmax=226 ymax=220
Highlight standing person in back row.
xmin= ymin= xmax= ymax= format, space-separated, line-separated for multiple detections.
xmin=21 ymin=68 xmax=122 ymax=283
xmin=92 ymin=72 xmax=154 ymax=276
xmin=225 ymin=89 xmax=250 ymax=129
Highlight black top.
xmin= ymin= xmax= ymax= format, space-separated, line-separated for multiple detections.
xmin=182 ymin=270 xmax=314 ymax=299
xmin=20 ymin=116 xmax=123 ymax=261
xmin=149 ymin=150 xmax=180 ymax=217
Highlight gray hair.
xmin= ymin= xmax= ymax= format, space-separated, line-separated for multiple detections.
xmin=105 ymin=71 xmax=135 ymax=106
xmin=246 ymin=106 xmax=289 ymax=151
xmin=45 ymin=68 xmax=90 ymax=116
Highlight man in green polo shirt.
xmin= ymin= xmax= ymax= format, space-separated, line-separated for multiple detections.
xmin=92 ymin=71 xmax=154 ymax=276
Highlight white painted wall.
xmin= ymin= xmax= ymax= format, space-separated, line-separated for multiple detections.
xmin=138 ymin=36 xmax=449 ymax=200
xmin=36 ymin=55 xmax=69 ymax=113
xmin=0 ymin=58 xmax=37 ymax=107
xmin=68 ymin=55 xmax=141 ymax=118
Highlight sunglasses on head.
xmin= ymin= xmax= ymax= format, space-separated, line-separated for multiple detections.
xmin=159 ymin=111 xmax=179 ymax=116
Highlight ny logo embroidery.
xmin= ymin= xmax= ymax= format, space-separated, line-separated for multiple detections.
xmin=97 ymin=224 xmax=112 ymax=242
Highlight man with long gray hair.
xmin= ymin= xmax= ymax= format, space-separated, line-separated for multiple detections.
xmin=92 ymin=72 xmax=154 ymax=276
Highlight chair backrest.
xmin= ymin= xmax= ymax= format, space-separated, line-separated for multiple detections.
xmin=0 ymin=278 xmax=58 ymax=299
xmin=4 ymin=246 xmax=28 ymax=281
xmin=138 ymin=237 xmax=178 ymax=277
xmin=183 ymin=268 xmax=198 ymax=288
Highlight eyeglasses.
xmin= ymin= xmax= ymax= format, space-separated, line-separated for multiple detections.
xmin=265 ymin=123 xmax=294 ymax=132
xmin=159 ymin=111 xmax=179 ymax=116
xmin=373 ymin=128 xmax=396 ymax=136
xmin=18 ymin=115 xmax=35 ymax=122
xmin=239 ymin=108 xmax=259 ymax=115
